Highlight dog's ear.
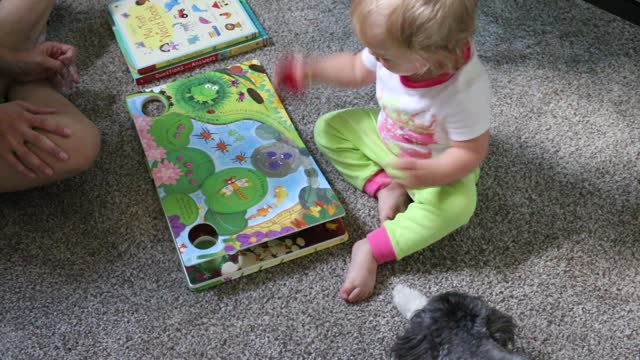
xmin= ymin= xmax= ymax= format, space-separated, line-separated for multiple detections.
xmin=481 ymin=339 xmax=529 ymax=360
xmin=390 ymin=330 xmax=435 ymax=360
xmin=485 ymin=307 xmax=517 ymax=350
xmin=393 ymin=284 xmax=428 ymax=320
xmin=390 ymin=310 xmax=436 ymax=360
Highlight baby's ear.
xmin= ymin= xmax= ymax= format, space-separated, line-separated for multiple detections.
xmin=393 ymin=284 xmax=428 ymax=320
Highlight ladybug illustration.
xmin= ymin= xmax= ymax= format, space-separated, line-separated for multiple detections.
xmin=176 ymin=8 xmax=188 ymax=18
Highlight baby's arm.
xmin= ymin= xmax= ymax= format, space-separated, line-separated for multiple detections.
xmin=275 ymin=50 xmax=375 ymax=93
xmin=306 ymin=51 xmax=376 ymax=88
xmin=390 ymin=130 xmax=490 ymax=188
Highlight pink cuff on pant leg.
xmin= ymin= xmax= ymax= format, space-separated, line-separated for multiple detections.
xmin=367 ymin=226 xmax=397 ymax=264
xmin=363 ymin=170 xmax=392 ymax=197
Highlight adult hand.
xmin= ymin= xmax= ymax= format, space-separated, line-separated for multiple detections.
xmin=12 ymin=41 xmax=80 ymax=91
xmin=0 ymin=101 xmax=71 ymax=178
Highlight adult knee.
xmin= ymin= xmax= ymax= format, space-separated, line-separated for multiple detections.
xmin=66 ymin=120 xmax=101 ymax=175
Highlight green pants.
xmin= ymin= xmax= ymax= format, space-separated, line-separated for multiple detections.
xmin=314 ymin=108 xmax=480 ymax=263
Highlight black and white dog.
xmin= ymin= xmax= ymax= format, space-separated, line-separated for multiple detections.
xmin=391 ymin=285 xmax=528 ymax=360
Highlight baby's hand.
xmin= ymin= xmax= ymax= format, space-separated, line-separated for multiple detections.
xmin=387 ymin=158 xmax=431 ymax=189
xmin=274 ymin=51 xmax=306 ymax=95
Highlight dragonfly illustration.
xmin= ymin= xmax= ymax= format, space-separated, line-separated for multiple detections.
xmin=218 ymin=177 xmax=251 ymax=200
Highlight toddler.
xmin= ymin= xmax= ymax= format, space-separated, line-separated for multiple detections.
xmin=276 ymin=0 xmax=490 ymax=302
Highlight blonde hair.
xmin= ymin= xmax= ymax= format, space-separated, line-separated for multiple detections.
xmin=352 ymin=0 xmax=478 ymax=74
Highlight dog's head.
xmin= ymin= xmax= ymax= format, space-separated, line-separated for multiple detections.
xmin=390 ymin=288 xmax=526 ymax=360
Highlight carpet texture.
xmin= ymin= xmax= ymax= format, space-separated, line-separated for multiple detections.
xmin=1 ymin=0 xmax=639 ymax=359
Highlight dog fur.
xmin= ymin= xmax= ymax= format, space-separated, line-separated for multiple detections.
xmin=391 ymin=285 xmax=527 ymax=360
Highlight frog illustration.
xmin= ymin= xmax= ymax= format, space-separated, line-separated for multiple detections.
xmin=187 ymin=83 xmax=219 ymax=105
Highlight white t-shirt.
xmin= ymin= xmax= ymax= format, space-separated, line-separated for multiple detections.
xmin=361 ymin=46 xmax=491 ymax=159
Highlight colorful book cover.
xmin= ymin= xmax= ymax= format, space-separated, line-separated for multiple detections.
xmin=109 ymin=0 xmax=260 ymax=74
xmin=125 ymin=60 xmax=348 ymax=289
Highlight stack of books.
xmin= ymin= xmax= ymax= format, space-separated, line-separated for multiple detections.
xmin=109 ymin=0 xmax=270 ymax=85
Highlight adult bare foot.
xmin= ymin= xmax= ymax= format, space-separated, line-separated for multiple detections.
xmin=377 ymin=180 xmax=410 ymax=224
xmin=339 ymin=239 xmax=378 ymax=303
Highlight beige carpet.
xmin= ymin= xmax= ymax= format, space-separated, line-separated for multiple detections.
xmin=1 ymin=0 xmax=639 ymax=358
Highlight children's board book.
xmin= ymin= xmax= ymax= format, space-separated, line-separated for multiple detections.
xmin=130 ymin=31 xmax=271 ymax=85
xmin=125 ymin=60 xmax=348 ymax=290
xmin=109 ymin=0 xmax=266 ymax=76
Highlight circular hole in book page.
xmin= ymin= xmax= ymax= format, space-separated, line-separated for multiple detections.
xmin=141 ymin=97 xmax=167 ymax=117
xmin=188 ymin=223 xmax=219 ymax=250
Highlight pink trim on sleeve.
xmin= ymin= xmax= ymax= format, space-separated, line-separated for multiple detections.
xmin=363 ymin=170 xmax=392 ymax=197
xmin=367 ymin=226 xmax=397 ymax=264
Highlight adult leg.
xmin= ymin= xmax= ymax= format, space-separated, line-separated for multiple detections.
xmin=0 ymin=0 xmax=56 ymax=97
xmin=0 ymin=0 xmax=55 ymax=51
xmin=0 ymin=81 xmax=100 ymax=193
xmin=0 ymin=0 xmax=100 ymax=192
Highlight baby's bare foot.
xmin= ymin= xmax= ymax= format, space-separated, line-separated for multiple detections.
xmin=339 ymin=239 xmax=378 ymax=303
xmin=376 ymin=181 xmax=410 ymax=224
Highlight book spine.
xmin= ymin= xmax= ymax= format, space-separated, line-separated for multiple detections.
xmin=240 ymin=0 xmax=266 ymax=35
xmin=135 ymin=37 xmax=270 ymax=86
xmin=137 ymin=32 xmax=259 ymax=75
xmin=109 ymin=8 xmax=137 ymax=72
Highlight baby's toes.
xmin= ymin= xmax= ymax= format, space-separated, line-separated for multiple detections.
xmin=339 ymin=283 xmax=356 ymax=301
